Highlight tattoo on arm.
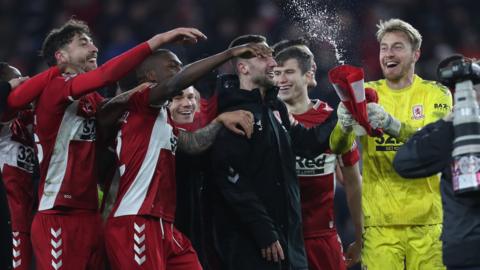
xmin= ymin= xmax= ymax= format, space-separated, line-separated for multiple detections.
xmin=177 ymin=121 xmax=222 ymax=154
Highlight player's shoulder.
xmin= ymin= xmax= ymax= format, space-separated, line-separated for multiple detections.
xmin=365 ymin=79 xmax=384 ymax=89
xmin=417 ymin=76 xmax=451 ymax=96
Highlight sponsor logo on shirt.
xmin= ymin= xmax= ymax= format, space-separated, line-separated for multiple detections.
xmin=374 ymin=134 xmax=402 ymax=151
xmin=296 ymin=153 xmax=335 ymax=176
xmin=434 ymin=103 xmax=450 ymax=111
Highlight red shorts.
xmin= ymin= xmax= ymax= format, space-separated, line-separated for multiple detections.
xmin=305 ymin=233 xmax=346 ymax=270
xmin=31 ymin=211 xmax=106 ymax=270
xmin=11 ymin=231 xmax=32 ymax=270
xmin=105 ymin=215 xmax=202 ymax=270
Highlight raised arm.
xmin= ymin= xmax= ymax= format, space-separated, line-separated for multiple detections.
xmin=69 ymin=28 xmax=206 ymax=100
xmin=7 ymin=66 xmax=59 ymax=109
xmin=149 ymin=43 xmax=273 ymax=105
xmin=96 ymin=82 xmax=155 ymax=144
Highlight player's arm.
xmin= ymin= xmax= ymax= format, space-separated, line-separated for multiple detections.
xmin=149 ymin=42 xmax=273 ymax=105
xmin=96 ymin=83 xmax=154 ymax=144
xmin=68 ymin=28 xmax=206 ymax=100
xmin=211 ymin=130 xmax=284 ymax=262
xmin=7 ymin=66 xmax=60 ymax=109
xmin=341 ymin=161 xmax=363 ymax=267
xmin=393 ymin=118 xmax=453 ymax=178
xmin=367 ymin=85 xmax=453 ymax=143
xmin=285 ymin=103 xmax=337 ymax=159
xmin=177 ymin=110 xmax=253 ymax=154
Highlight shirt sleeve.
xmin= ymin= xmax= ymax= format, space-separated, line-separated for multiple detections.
xmin=211 ymin=129 xmax=279 ymax=248
xmin=339 ymin=141 xmax=360 ymax=167
xmin=7 ymin=66 xmax=60 ymax=109
xmin=289 ymin=112 xmax=337 ymax=159
xmin=397 ymin=83 xmax=453 ymax=143
xmin=66 ymin=42 xmax=152 ymax=100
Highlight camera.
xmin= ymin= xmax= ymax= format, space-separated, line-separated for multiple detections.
xmin=437 ymin=55 xmax=480 ymax=195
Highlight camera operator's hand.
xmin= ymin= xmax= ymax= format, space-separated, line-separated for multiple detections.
xmin=367 ymin=103 xmax=401 ymax=137
xmin=337 ymin=102 xmax=358 ymax=133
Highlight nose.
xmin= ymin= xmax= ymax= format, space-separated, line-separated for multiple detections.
xmin=90 ymin=43 xmax=99 ymax=53
xmin=268 ymin=57 xmax=277 ymax=68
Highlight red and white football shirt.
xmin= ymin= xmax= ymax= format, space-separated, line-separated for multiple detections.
xmin=34 ymin=74 xmax=104 ymax=211
xmin=0 ymin=110 xmax=35 ymax=232
xmin=111 ymin=86 xmax=179 ymax=221
xmin=293 ymin=100 xmax=359 ymax=238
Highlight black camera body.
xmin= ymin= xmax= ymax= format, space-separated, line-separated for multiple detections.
xmin=437 ymin=55 xmax=480 ymax=195
xmin=438 ymin=55 xmax=480 ymax=89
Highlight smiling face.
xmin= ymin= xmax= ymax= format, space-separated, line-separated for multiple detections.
xmin=169 ymin=86 xmax=197 ymax=124
xmin=273 ymin=58 xmax=309 ymax=104
xmin=238 ymin=42 xmax=277 ymax=89
xmin=379 ymin=31 xmax=419 ymax=83
xmin=59 ymin=33 xmax=99 ymax=71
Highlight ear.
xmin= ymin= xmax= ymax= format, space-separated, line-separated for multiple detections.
xmin=237 ymin=61 xmax=249 ymax=75
xmin=413 ymin=49 xmax=420 ymax=63
xmin=55 ymin=50 xmax=68 ymax=65
xmin=145 ymin=70 xmax=157 ymax=82
xmin=304 ymin=70 xmax=314 ymax=84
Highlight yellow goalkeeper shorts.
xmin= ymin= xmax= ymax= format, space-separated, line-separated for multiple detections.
xmin=362 ymin=224 xmax=445 ymax=270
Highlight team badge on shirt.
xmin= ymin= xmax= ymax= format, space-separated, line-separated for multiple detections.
xmin=411 ymin=105 xmax=424 ymax=120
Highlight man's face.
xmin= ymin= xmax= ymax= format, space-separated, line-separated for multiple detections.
xmin=169 ymin=86 xmax=197 ymax=124
xmin=379 ymin=31 xmax=419 ymax=82
xmin=151 ymin=52 xmax=183 ymax=83
xmin=296 ymin=45 xmax=317 ymax=88
xmin=242 ymin=42 xmax=277 ymax=88
xmin=60 ymin=33 xmax=98 ymax=71
xmin=273 ymin=59 xmax=309 ymax=104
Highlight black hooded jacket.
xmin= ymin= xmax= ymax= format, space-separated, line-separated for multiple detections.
xmin=209 ymin=85 xmax=336 ymax=270
xmin=393 ymin=119 xmax=480 ymax=268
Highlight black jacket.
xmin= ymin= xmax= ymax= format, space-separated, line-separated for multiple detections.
xmin=210 ymin=86 xmax=336 ymax=270
xmin=393 ymin=119 xmax=480 ymax=267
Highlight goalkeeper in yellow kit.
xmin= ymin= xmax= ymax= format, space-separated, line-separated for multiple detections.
xmin=334 ymin=19 xmax=452 ymax=269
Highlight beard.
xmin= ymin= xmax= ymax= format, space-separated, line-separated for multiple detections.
xmin=252 ymin=74 xmax=275 ymax=89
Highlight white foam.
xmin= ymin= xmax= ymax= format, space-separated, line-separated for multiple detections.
xmin=284 ymin=0 xmax=346 ymax=64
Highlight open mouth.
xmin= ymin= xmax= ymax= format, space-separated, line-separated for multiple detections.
xmin=178 ymin=111 xmax=193 ymax=116
xmin=385 ymin=61 xmax=399 ymax=69
xmin=279 ymin=85 xmax=292 ymax=91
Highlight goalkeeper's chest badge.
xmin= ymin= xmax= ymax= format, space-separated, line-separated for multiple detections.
xmin=411 ymin=105 xmax=425 ymax=120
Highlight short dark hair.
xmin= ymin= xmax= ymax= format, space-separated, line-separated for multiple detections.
xmin=275 ymin=47 xmax=313 ymax=74
xmin=41 ymin=19 xmax=91 ymax=67
xmin=118 ymin=49 xmax=173 ymax=91
xmin=272 ymin=38 xmax=309 ymax=56
xmin=136 ymin=49 xmax=173 ymax=83
xmin=228 ymin=34 xmax=267 ymax=70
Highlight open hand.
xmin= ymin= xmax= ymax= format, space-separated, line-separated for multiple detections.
xmin=216 ymin=110 xmax=254 ymax=138
xmin=230 ymin=42 xmax=273 ymax=59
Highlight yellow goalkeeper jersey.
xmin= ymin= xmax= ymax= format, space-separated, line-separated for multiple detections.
xmin=362 ymin=75 xmax=452 ymax=226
